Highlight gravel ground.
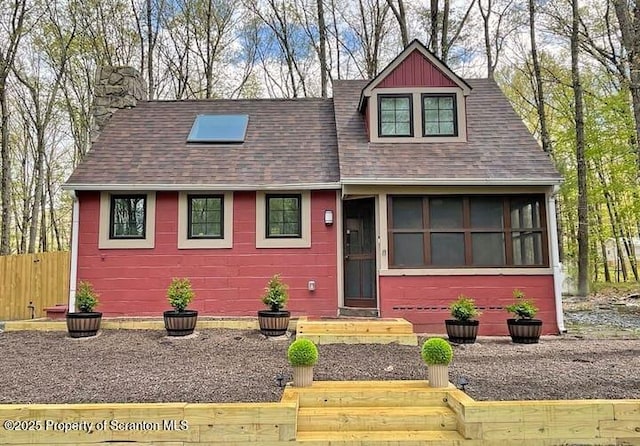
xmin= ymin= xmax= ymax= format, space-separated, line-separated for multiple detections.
xmin=1 ymin=290 xmax=639 ymax=404
xmin=0 ymin=323 xmax=639 ymax=404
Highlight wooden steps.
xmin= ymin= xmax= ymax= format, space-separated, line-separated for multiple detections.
xmin=286 ymin=380 xmax=464 ymax=445
xmin=295 ymin=429 xmax=464 ymax=444
xmin=296 ymin=317 xmax=418 ymax=345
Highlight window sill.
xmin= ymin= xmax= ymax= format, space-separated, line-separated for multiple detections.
xmin=380 ymin=267 xmax=552 ymax=276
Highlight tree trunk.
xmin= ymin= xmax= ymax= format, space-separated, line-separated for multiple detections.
xmin=146 ymin=0 xmax=155 ymax=100
xmin=386 ymin=0 xmax=408 ymax=47
xmin=529 ymin=0 xmax=551 ymax=153
xmin=613 ymin=0 xmax=640 ymax=175
xmin=571 ymin=0 xmax=589 ymax=296
xmin=317 ymin=0 xmax=328 ymax=97
xmin=479 ymin=0 xmax=494 ymax=79
xmin=0 ymin=88 xmax=11 ymax=254
xmin=430 ymin=0 xmax=439 ymax=55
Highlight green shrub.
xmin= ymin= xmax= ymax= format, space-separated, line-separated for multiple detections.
xmin=261 ymin=274 xmax=289 ymax=311
xmin=421 ymin=337 xmax=453 ymax=366
xmin=75 ymin=281 xmax=99 ymax=312
xmin=167 ymin=278 xmax=195 ymax=312
xmin=287 ymin=339 xmax=318 ymax=366
xmin=505 ymin=288 xmax=538 ymax=319
xmin=449 ymin=295 xmax=480 ymax=321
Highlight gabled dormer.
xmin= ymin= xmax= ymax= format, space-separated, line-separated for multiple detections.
xmin=359 ymin=40 xmax=472 ymax=143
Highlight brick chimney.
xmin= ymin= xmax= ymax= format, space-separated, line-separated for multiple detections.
xmin=92 ymin=66 xmax=147 ymax=141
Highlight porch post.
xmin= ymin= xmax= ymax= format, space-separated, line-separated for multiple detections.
xmin=68 ymin=190 xmax=80 ymax=313
xmin=548 ymin=187 xmax=566 ymax=332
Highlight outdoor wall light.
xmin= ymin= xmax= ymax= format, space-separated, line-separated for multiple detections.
xmin=324 ymin=209 xmax=334 ymax=226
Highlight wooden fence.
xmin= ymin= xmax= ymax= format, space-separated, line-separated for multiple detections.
xmin=0 ymin=251 xmax=70 ymax=321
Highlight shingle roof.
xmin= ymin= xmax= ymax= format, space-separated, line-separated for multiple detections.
xmin=67 ymin=78 xmax=560 ymax=189
xmin=333 ymin=78 xmax=561 ymax=185
xmin=65 ymin=99 xmax=340 ymax=188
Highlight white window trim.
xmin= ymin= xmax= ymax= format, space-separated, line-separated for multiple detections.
xmin=370 ymin=87 xmax=467 ymax=143
xmin=99 ymin=191 xmax=156 ymax=249
xmin=256 ymin=191 xmax=311 ymax=248
xmin=178 ymin=191 xmax=233 ymax=249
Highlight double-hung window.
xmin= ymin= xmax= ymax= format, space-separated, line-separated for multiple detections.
xmin=378 ymin=94 xmax=413 ymax=137
xmin=110 ymin=195 xmax=147 ymax=239
xmin=266 ymin=194 xmax=301 ymax=238
xmin=187 ymin=195 xmax=223 ymax=239
xmin=388 ymin=195 xmax=547 ymax=268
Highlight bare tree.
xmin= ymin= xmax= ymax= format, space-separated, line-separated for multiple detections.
xmin=478 ymin=0 xmax=523 ymax=79
xmin=246 ymin=0 xmax=310 ymax=97
xmin=14 ymin=4 xmax=76 ymax=253
xmin=386 ymin=0 xmax=408 ymax=47
xmin=131 ymin=0 xmax=165 ymax=100
xmin=418 ymin=0 xmax=476 ymax=63
xmin=0 ymin=0 xmax=28 ymax=255
xmin=354 ymin=0 xmax=390 ymax=78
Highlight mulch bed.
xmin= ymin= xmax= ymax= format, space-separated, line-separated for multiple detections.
xmin=1 ymin=328 xmax=639 ymax=404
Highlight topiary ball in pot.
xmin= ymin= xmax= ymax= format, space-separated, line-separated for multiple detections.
xmin=288 ymin=339 xmax=319 ymax=366
xmin=288 ymin=338 xmax=318 ymax=387
xmin=421 ymin=337 xmax=453 ymax=388
xmin=421 ymin=337 xmax=453 ymax=365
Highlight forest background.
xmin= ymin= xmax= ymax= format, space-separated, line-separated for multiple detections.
xmin=0 ymin=0 xmax=639 ymax=295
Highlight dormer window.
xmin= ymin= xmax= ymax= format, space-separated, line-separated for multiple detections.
xmin=422 ymin=94 xmax=457 ymax=137
xmin=358 ymin=40 xmax=472 ymax=144
xmin=378 ymin=94 xmax=413 ymax=137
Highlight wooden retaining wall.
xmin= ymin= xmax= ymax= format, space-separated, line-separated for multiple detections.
xmin=449 ymin=390 xmax=640 ymax=445
xmin=0 ymin=252 xmax=70 ymax=321
xmin=0 ymin=389 xmax=638 ymax=445
xmin=0 ymin=402 xmax=297 ymax=445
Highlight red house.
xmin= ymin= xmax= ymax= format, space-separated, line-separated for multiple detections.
xmin=64 ymin=41 xmax=563 ymax=335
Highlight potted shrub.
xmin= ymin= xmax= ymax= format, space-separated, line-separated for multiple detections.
xmin=288 ymin=338 xmax=318 ymax=387
xmin=506 ymin=288 xmax=542 ymax=344
xmin=257 ymin=274 xmax=290 ymax=336
xmin=164 ymin=277 xmax=198 ymax=336
xmin=421 ymin=337 xmax=453 ymax=388
xmin=445 ymin=294 xmax=481 ymax=344
xmin=66 ymin=281 xmax=102 ymax=338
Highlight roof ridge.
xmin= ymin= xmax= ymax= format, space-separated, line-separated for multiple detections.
xmin=144 ymin=97 xmax=334 ymax=104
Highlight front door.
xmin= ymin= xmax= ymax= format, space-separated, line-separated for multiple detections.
xmin=343 ymin=198 xmax=377 ymax=308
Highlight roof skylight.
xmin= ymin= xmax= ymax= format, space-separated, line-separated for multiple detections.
xmin=187 ymin=114 xmax=249 ymax=143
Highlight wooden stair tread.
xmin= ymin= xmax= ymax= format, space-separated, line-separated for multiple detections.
xmin=297 ymin=406 xmax=457 ymax=432
xmin=298 ymin=406 xmax=456 ymax=416
xmin=296 ymin=429 xmax=464 ymax=442
xmin=289 ymin=379 xmax=449 ymax=389
xmin=297 ymin=319 xmax=412 ymax=332
xmin=298 ymin=391 xmax=449 ymax=408
xmin=297 ymin=333 xmax=418 ymax=345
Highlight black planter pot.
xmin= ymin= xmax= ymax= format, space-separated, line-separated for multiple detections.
xmin=507 ymin=318 xmax=542 ymax=344
xmin=445 ymin=319 xmax=479 ymax=344
xmin=66 ymin=312 xmax=102 ymax=338
xmin=257 ymin=310 xmax=291 ymax=336
xmin=163 ymin=310 xmax=198 ymax=336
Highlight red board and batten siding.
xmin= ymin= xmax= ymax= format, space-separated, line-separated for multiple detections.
xmin=379 ymin=275 xmax=559 ymax=336
xmin=378 ymin=50 xmax=458 ymax=88
xmin=76 ymin=190 xmax=338 ymax=317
